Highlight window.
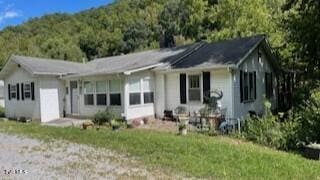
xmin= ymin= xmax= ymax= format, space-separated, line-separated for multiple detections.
xmin=109 ymin=80 xmax=121 ymax=106
xmin=129 ymin=79 xmax=141 ymax=105
xmin=84 ymin=81 xmax=94 ymax=105
xmin=243 ymin=73 xmax=249 ymax=101
xmin=10 ymin=85 xmax=17 ymax=99
xmin=241 ymin=71 xmax=256 ymax=102
xmin=96 ymin=81 xmax=107 ymax=105
xmin=188 ymin=75 xmax=201 ymax=101
xmin=24 ymin=83 xmax=31 ymax=99
xmin=265 ymin=72 xmax=273 ymax=98
xmin=249 ymin=73 xmax=255 ymax=100
xmin=143 ymin=78 xmax=154 ymax=104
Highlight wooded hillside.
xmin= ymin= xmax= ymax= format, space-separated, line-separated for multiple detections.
xmin=0 ymin=0 xmax=318 ymax=82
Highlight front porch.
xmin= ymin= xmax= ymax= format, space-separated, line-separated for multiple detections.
xmin=62 ymin=70 xmax=156 ymax=121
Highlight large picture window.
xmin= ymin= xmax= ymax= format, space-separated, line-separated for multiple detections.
xmin=188 ymin=75 xmax=201 ymax=101
xmin=96 ymin=81 xmax=107 ymax=105
xmin=143 ymin=78 xmax=154 ymax=104
xmin=129 ymin=79 xmax=141 ymax=105
xmin=109 ymin=80 xmax=121 ymax=106
xmin=84 ymin=81 xmax=94 ymax=105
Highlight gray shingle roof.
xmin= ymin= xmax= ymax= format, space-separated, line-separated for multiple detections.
xmin=1 ymin=35 xmax=267 ymax=78
xmin=11 ymin=55 xmax=90 ymax=75
xmin=167 ymin=35 xmax=265 ymax=69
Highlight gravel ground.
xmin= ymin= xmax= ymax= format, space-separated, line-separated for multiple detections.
xmin=0 ymin=133 xmax=182 ymax=180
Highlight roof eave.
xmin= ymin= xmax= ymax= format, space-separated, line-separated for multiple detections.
xmin=153 ymin=64 xmax=236 ymax=73
xmin=236 ymin=36 xmax=265 ymax=68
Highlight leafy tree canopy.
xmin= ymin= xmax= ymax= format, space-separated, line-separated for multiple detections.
xmin=0 ymin=0 xmax=318 ymax=83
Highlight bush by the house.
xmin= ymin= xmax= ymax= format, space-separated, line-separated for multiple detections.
xmin=93 ymin=109 xmax=115 ymax=125
xmin=242 ymin=89 xmax=320 ymax=150
xmin=242 ymin=113 xmax=285 ymax=149
xmin=0 ymin=106 xmax=5 ymax=117
xmin=294 ymin=89 xmax=320 ymax=145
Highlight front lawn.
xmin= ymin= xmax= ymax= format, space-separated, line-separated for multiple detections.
xmin=0 ymin=121 xmax=319 ymax=179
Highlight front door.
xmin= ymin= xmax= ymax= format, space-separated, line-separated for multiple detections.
xmin=70 ymin=81 xmax=79 ymax=114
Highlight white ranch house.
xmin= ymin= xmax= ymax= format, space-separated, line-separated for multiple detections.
xmin=0 ymin=35 xmax=278 ymax=122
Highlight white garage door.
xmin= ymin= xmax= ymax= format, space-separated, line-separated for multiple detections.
xmin=40 ymin=88 xmax=60 ymax=122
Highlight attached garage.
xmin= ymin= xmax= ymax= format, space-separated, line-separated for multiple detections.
xmin=0 ymin=55 xmax=85 ymax=122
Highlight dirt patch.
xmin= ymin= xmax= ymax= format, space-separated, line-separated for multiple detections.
xmin=137 ymin=119 xmax=179 ymax=133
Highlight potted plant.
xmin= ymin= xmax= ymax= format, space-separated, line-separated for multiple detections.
xmin=175 ymin=106 xmax=189 ymax=122
xmin=178 ymin=122 xmax=188 ymax=135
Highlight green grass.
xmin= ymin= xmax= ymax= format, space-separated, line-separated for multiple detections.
xmin=0 ymin=121 xmax=319 ymax=179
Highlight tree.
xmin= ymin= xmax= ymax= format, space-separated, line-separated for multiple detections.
xmin=283 ymin=0 xmax=320 ymax=82
xmin=179 ymin=0 xmax=207 ymax=40
xmin=158 ymin=0 xmax=181 ymax=47
xmin=209 ymin=0 xmax=285 ymax=51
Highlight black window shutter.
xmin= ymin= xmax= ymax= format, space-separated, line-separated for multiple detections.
xmin=31 ymin=82 xmax=35 ymax=100
xmin=16 ymin=83 xmax=20 ymax=100
xmin=254 ymin=71 xmax=257 ymax=100
xmin=240 ymin=70 xmax=243 ymax=103
xmin=180 ymin=74 xmax=187 ymax=104
xmin=8 ymin=84 xmax=11 ymax=100
xmin=21 ymin=83 xmax=24 ymax=100
xmin=203 ymin=72 xmax=210 ymax=103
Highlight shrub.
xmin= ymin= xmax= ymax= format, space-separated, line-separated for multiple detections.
xmin=242 ymin=98 xmax=296 ymax=150
xmin=93 ymin=110 xmax=115 ymax=125
xmin=0 ymin=106 xmax=5 ymax=117
xmin=243 ymin=114 xmax=284 ymax=149
xmin=242 ymin=89 xmax=320 ymax=150
xmin=294 ymin=89 xmax=320 ymax=145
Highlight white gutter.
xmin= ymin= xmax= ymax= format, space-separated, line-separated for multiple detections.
xmin=123 ymin=63 xmax=164 ymax=75
xmin=153 ymin=64 xmax=237 ymax=73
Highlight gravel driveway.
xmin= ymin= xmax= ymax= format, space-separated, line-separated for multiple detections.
xmin=0 ymin=133 xmax=181 ymax=180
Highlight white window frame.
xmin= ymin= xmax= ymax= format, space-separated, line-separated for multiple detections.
xmin=129 ymin=78 xmax=142 ymax=106
xmin=96 ymin=80 xmax=107 ymax=106
xmin=109 ymin=79 xmax=122 ymax=106
xmin=83 ymin=81 xmax=95 ymax=106
xmin=187 ymin=74 xmax=202 ymax=102
xmin=24 ymin=83 xmax=31 ymax=99
xmin=10 ymin=84 xmax=17 ymax=99
xmin=142 ymin=77 xmax=154 ymax=104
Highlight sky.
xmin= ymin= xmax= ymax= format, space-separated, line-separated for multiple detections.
xmin=0 ymin=0 xmax=113 ymax=29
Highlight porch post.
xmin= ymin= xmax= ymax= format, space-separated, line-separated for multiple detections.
xmin=155 ymin=73 xmax=166 ymax=118
xmin=123 ymin=76 xmax=129 ymax=120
